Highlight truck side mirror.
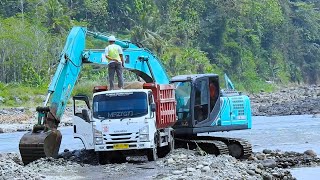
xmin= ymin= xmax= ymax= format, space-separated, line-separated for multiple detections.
xmin=151 ymin=103 xmax=156 ymax=112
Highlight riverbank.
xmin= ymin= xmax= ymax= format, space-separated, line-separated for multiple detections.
xmin=1 ymin=114 xmax=319 ymax=179
xmin=0 ymin=107 xmax=74 ymax=133
xmin=251 ymin=85 xmax=320 ymax=116
xmin=2 ymin=148 xmax=319 ymax=180
xmin=1 ymin=85 xmax=319 ymax=133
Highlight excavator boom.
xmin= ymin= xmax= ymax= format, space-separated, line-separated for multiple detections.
xmin=19 ymin=26 xmax=253 ymax=164
xmin=19 ymin=27 xmax=170 ymax=164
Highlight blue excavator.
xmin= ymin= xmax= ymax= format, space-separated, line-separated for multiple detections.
xmin=19 ymin=27 xmax=252 ymax=164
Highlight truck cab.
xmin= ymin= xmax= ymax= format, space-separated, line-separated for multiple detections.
xmin=92 ymin=89 xmax=157 ymax=152
xmin=72 ymin=84 xmax=176 ymax=163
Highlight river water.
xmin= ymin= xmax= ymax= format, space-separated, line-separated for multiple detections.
xmin=0 ymin=114 xmax=320 ymax=179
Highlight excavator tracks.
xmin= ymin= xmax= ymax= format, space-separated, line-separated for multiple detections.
xmin=213 ymin=137 xmax=252 ymax=159
xmin=175 ymin=138 xmax=229 ymax=156
xmin=174 ymin=136 xmax=252 ymax=159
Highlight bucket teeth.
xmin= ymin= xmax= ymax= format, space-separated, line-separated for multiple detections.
xmin=19 ymin=144 xmax=46 ymax=164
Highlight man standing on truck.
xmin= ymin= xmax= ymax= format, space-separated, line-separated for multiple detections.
xmin=105 ymin=35 xmax=124 ymax=90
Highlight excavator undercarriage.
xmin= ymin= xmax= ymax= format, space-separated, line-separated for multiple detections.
xmin=175 ymin=136 xmax=252 ymax=159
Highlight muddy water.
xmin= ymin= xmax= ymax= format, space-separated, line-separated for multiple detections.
xmin=290 ymin=166 xmax=320 ymax=180
xmin=205 ymin=115 xmax=320 ymax=154
xmin=0 ymin=127 xmax=84 ymax=153
xmin=0 ymin=114 xmax=320 ymax=179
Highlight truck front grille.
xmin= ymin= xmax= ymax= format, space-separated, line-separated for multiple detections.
xmin=103 ymin=140 xmax=138 ymax=144
xmin=108 ymin=133 xmax=132 ymax=136
xmin=103 ymin=132 xmax=139 ymax=144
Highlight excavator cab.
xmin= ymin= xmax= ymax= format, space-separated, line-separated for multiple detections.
xmin=171 ymin=74 xmax=221 ymax=135
xmin=172 ymin=73 xmax=251 ymax=136
xmin=172 ymin=74 xmax=252 ymax=159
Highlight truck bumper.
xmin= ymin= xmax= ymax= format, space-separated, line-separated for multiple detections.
xmin=94 ymin=142 xmax=153 ymax=151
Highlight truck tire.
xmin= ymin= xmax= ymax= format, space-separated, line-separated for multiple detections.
xmin=158 ymin=133 xmax=174 ymax=158
xmin=147 ymin=146 xmax=157 ymax=161
xmin=169 ymin=133 xmax=175 ymax=151
xmin=147 ymin=135 xmax=158 ymax=161
xmin=98 ymin=152 xmax=108 ymax=165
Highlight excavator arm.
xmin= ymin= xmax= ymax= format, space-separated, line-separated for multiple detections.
xmin=19 ymin=26 xmax=170 ymax=164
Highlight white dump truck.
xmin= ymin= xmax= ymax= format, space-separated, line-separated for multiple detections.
xmin=72 ymin=83 xmax=176 ymax=164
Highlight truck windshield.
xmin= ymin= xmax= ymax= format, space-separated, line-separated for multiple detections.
xmin=93 ymin=92 xmax=148 ymax=119
xmin=173 ymin=81 xmax=191 ymax=121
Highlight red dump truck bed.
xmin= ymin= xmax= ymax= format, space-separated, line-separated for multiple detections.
xmin=143 ymin=83 xmax=177 ymax=129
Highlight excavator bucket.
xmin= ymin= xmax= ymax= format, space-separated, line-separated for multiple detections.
xmin=19 ymin=130 xmax=62 ymax=165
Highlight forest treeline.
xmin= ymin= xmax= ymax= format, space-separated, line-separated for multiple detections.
xmin=0 ymin=0 xmax=319 ymax=91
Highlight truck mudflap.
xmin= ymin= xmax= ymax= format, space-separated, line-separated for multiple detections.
xmin=19 ymin=130 xmax=62 ymax=165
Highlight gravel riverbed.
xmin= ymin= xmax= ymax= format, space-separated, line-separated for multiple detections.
xmin=1 ymin=85 xmax=319 ymax=133
xmin=1 ymin=148 xmax=319 ymax=180
xmin=0 ymin=85 xmax=319 ymax=179
xmin=251 ymin=85 xmax=320 ymax=116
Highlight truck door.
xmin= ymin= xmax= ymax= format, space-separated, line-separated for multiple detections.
xmin=72 ymin=95 xmax=94 ymax=150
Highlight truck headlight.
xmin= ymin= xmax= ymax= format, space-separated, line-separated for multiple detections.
xmin=93 ymin=126 xmax=103 ymax=145
xmin=139 ymin=125 xmax=149 ymax=134
xmin=139 ymin=134 xmax=149 ymax=142
xmin=95 ymin=137 xmax=103 ymax=145
xmin=139 ymin=125 xmax=149 ymax=142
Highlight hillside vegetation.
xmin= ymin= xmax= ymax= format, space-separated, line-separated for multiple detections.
xmin=0 ymin=0 xmax=319 ymax=106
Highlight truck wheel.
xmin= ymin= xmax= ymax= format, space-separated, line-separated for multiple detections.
xmin=98 ymin=152 xmax=108 ymax=165
xmin=169 ymin=133 xmax=175 ymax=151
xmin=147 ymin=146 xmax=158 ymax=161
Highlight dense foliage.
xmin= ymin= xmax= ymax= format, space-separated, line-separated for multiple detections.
xmin=0 ymin=0 xmax=319 ymax=92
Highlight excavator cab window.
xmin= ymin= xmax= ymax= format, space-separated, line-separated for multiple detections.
xmin=209 ymin=77 xmax=219 ymax=112
xmin=193 ymin=78 xmax=209 ymax=123
xmin=174 ymin=81 xmax=192 ymax=125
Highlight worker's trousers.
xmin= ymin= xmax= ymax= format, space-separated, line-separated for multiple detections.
xmin=108 ymin=62 xmax=123 ymax=90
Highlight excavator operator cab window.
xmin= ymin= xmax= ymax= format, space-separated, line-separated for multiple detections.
xmin=174 ymin=81 xmax=191 ymax=125
xmin=209 ymin=77 xmax=219 ymax=112
xmin=193 ymin=78 xmax=209 ymax=123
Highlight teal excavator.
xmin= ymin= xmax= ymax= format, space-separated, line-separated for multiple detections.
xmin=19 ymin=27 xmax=252 ymax=164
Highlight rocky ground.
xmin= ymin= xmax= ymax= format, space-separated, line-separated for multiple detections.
xmin=0 ymin=85 xmax=319 ymax=179
xmin=251 ymin=85 xmax=320 ymax=116
xmin=0 ymin=106 xmax=74 ymax=133
xmin=0 ymin=85 xmax=319 ymax=133
xmin=1 ymin=148 xmax=319 ymax=180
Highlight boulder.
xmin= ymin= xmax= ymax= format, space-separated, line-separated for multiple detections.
xmin=262 ymin=159 xmax=277 ymax=169
xmin=304 ymin=150 xmax=317 ymax=157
